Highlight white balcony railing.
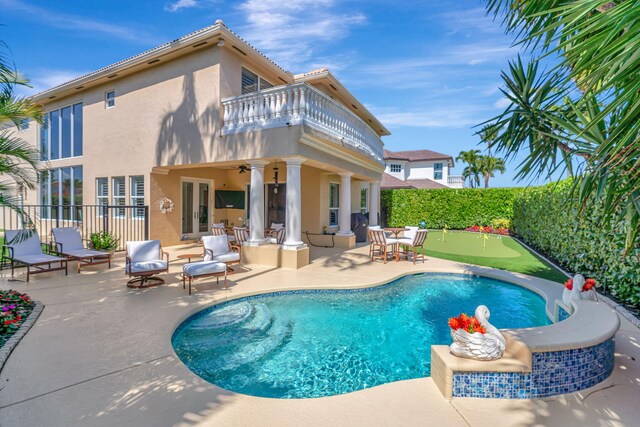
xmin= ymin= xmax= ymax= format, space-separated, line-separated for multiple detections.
xmin=447 ymin=175 xmax=465 ymax=188
xmin=221 ymin=83 xmax=384 ymax=163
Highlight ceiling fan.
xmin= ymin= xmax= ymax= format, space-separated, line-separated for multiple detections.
xmin=238 ymin=164 xmax=249 ymax=174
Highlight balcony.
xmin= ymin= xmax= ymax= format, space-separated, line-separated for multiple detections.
xmin=221 ymin=83 xmax=384 ymax=164
xmin=447 ymin=175 xmax=465 ymax=188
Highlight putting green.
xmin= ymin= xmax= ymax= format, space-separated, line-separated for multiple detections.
xmin=420 ymin=230 xmax=567 ymax=283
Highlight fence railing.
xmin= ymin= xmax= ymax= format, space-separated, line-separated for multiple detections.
xmin=0 ymin=204 xmax=149 ymax=251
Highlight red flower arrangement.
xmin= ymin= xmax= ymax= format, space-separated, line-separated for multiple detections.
xmin=464 ymin=225 xmax=510 ymax=235
xmin=448 ymin=313 xmax=486 ymax=334
xmin=564 ymin=277 xmax=597 ymax=291
xmin=1 ymin=290 xmax=33 ymax=336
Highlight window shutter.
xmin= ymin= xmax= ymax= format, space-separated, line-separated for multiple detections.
xmin=242 ymin=68 xmax=258 ymax=94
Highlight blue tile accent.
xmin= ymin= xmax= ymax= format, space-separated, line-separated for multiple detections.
xmin=557 ymin=305 xmax=571 ymax=322
xmin=452 ymin=338 xmax=615 ymax=398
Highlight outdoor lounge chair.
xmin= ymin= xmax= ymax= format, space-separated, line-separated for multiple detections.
xmin=2 ymin=230 xmax=68 ymax=282
xmin=398 ymin=229 xmax=428 ymax=264
xmin=125 ymin=240 xmax=169 ymax=288
xmin=267 ymin=227 xmax=285 ymax=245
xmin=368 ymin=228 xmax=399 ymax=263
xmin=52 ymin=227 xmax=111 ymax=272
xmin=202 ymin=235 xmax=240 ymax=268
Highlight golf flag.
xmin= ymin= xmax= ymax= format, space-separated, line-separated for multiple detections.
xmin=442 ymin=224 xmax=448 ymax=242
xmin=483 ymin=233 xmax=488 ymax=249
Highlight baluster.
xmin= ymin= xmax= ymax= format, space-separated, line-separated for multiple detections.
xmin=242 ymin=100 xmax=249 ymax=126
xmin=292 ymin=86 xmax=300 ymax=118
xmin=258 ymin=93 xmax=265 ymax=123
xmin=301 ymin=86 xmax=308 ymax=118
xmin=285 ymin=87 xmax=293 ymax=118
xmin=223 ymin=102 xmax=230 ymax=129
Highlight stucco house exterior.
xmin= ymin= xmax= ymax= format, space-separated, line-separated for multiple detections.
xmin=382 ymin=149 xmax=464 ymax=189
xmin=18 ymin=20 xmax=389 ymax=269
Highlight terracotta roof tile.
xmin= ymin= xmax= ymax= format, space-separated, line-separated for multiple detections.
xmin=383 ymin=149 xmax=453 ymax=162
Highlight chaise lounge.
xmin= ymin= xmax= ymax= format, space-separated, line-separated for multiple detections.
xmin=52 ymin=227 xmax=112 ymax=272
xmin=2 ymin=230 xmax=68 ymax=282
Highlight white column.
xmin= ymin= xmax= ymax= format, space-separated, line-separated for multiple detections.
xmin=337 ymin=172 xmax=353 ymax=235
xmin=247 ymin=160 xmax=269 ymax=245
xmin=283 ymin=157 xmax=306 ymax=250
xmin=369 ymin=181 xmax=380 ymax=226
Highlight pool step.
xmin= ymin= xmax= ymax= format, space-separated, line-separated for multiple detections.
xmin=241 ymin=303 xmax=274 ymax=333
xmin=187 ymin=302 xmax=253 ymax=330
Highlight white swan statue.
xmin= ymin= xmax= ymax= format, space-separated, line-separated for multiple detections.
xmin=449 ymin=305 xmax=506 ymax=361
xmin=562 ymin=274 xmax=584 ymax=305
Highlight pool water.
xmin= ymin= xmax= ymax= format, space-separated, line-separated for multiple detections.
xmin=172 ymin=273 xmax=551 ymax=398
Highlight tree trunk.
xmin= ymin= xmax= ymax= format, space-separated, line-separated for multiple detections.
xmin=484 ymin=173 xmax=490 ymax=188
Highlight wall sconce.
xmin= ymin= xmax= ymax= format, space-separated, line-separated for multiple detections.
xmin=273 ymin=163 xmax=279 ymax=194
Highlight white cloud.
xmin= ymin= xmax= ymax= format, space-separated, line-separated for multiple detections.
xmin=165 ymin=0 xmax=199 ymax=12
xmin=235 ymin=0 xmax=366 ymax=71
xmin=372 ymin=105 xmax=487 ymax=129
xmin=494 ymin=97 xmax=511 ymax=109
xmin=15 ymin=69 xmax=88 ymax=97
xmin=0 ymin=0 xmax=157 ymax=44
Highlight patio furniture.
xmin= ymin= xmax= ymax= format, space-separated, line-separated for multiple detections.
xmin=125 ymin=240 xmax=169 ymax=288
xmin=182 ymin=261 xmax=228 ymax=294
xmin=368 ymin=228 xmax=399 ymax=263
xmin=384 ymin=227 xmax=410 ymax=239
xmin=398 ymin=229 xmax=428 ymax=264
xmin=2 ymin=230 xmax=68 ymax=282
xmin=177 ymin=253 xmax=202 ymax=263
xmin=212 ymin=222 xmax=235 ymax=242
xmin=267 ymin=227 xmax=286 ymax=244
xmin=305 ymin=231 xmax=335 ymax=248
xmin=202 ymin=235 xmax=240 ymax=268
xmin=230 ymin=227 xmax=248 ymax=252
xmin=52 ymin=227 xmax=112 ymax=272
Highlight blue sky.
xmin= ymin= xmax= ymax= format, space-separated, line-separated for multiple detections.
xmin=1 ymin=0 xmax=551 ymax=187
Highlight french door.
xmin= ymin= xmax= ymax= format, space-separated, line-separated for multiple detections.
xmin=181 ymin=179 xmax=212 ymax=238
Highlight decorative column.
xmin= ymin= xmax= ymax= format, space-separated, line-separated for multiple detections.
xmin=283 ymin=157 xmax=306 ymax=250
xmin=369 ymin=180 xmax=380 ymax=226
xmin=337 ymin=172 xmax=353 ymax=235
xmin=247 ymin=160 xmax=269 ymax=245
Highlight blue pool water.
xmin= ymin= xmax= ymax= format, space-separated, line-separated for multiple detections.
xmin=172 ymin=273 xmax=551 ymax=398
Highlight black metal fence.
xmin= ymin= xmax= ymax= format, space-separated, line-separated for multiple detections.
xmin=0 ymin=205 xmax=149 ymax=251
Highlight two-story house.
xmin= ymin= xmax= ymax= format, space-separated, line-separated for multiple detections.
xmin=382 ymin=149 xmax=464 ymax=189
xmin=17 ymin=20 xmax=390 ymax=269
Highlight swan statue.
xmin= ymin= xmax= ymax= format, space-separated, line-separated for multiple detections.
xmin=449 ymin=305 xmax=506 ymax=361
xmin=562 ymin=274 xmax=584 ymax=306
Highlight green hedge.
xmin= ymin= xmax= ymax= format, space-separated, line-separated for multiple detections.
xmin=382 ymin=187 xmax=524 ymax=229
xmin=513 ymin=180 xmax=640 ymax=306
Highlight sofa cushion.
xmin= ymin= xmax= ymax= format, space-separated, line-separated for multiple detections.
xmin=213 ymin=252 xmax=240 ymax=263
xmin=127 ymin=240 xmax=161 ymax=263
xmin=126 ymin=260 xmax=168 ymax=274
xmin=183 ymin=261 xmax=227 ymax=277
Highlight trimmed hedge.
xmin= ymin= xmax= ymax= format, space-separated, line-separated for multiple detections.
xmin=513 ymin=180 xmax=640 ymax=306
xmin=382 ymin=187 xmax=524 ymax=229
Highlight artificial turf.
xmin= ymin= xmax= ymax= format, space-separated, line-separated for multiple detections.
xmin=420 ymin=230 xmax=567 ymax=283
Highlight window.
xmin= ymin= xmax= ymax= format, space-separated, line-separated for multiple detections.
xmin=390 ymin=164 xmax=402 ymax=173
xmin=40 ymin=103 xmax=83 ymax=160
xmin=19 ymin=118 xmax=29 ymax=130
xmin=434 ymin=162 xmax=443 ymax=180
xmin=329 ymin=183 xmax=339 ymax=226
xmin=360 ymin=187 xmax=368 ymax=215
xmin=105 ymin=91 xmax=115 ymax=109
xmin=241 ymin=67 xmax=274 ymax=94
xmin=96 ymin=178 xmax=109 ymax=206
xmin=130 ymin=176 xmax=145 ymax=218
xmin=39 ymin=166 xmax=83 ymax=219
xmin=112 ymin=177 xmax=126 ymax=217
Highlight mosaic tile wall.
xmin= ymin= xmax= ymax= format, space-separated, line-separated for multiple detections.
xmin=452 ymin=338 xmax=615 ymax=398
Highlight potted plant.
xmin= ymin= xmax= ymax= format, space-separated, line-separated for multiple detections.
xmin=89 ymin=231 xmax=119 ymax=254
xmin=563 ymin=274 xmax=598 ymax=303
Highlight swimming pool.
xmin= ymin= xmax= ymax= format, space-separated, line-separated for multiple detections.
xmin=172 ymin=273 xmax=551 ymax=399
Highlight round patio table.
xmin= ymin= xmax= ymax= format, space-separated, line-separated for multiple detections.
xmin=383 ymin=227 xmax=409 ymax=238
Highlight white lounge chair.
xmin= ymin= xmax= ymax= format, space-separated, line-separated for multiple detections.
xmin=3 ymin=230 xmax=68 ymax=282
xmin=125 ymin=240 xmax=169 ymax=288
xmin=202 ymin=235 xmax=240 ymax=268
xmin=398 ymin=229 xmax=428 ymax=264
xmin=368 ymin=228 xmax=399 ymax=263
xmin=52 ymin=227 xmax=112 ymax=272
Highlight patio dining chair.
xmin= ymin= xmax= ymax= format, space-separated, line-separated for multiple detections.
xmin=267 ymin=227 xmax=285 ymax=245
xmin=368 ymin=228 xmax=399 ymax=264
xmin=230 ymin=227 xmax=248 ymax=253
xmin=52 ymin=227 xmax=112 ymax=272
xmin=211 ymin=222 xmax=235 ymax=242
xmin=2 ymin=229 xmax=68 ymax=282
xmin=202 ymin=235 xmax=240 ymax=268
xmin=398 ymin=229 xmax=428 ymax=264
xmin=125 ymin=240 xmax=169 ymax=288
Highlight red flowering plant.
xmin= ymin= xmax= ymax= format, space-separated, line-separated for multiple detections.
xmin=464 ymin=225 xmax=510 ymax=235
xmin=564 ymin=277 xmax=598 ymax=291
xmin=448 ymin=313 xmax=486 ymax=334
xmin=0 ymin=290 xmax=34 ymax=336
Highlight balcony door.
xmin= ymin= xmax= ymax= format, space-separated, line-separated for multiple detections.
xmin=181 ymin=178 xmax=212 ymax=238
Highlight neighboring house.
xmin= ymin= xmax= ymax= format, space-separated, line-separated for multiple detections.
xmin=382 ymin=149 xmax=464 ymax=189
xmin=17 ymin=20 xmax=390 ymax=268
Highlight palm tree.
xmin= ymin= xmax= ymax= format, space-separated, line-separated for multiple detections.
xmin=456 ymin=149 xmax=481 ymax=188
xmin=477 ymin=156 xmax=506 ymax=188
xmin=0 ymin=42 xmax=43 ymax=227
xmin=484 ymin=1 xmax=640 ymax=249
xmin=478 ymin=124 xmax=500 ymax=156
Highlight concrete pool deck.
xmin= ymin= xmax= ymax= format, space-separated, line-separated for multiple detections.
xmin=0 ymin=244 xmax=638 ymax=427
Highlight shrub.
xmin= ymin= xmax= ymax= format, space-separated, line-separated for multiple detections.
xmin=512 ymin=180 xmax=640 ymax=306
xmin=491 ymin=218 xmax=512 ymax=230
xmin=89 ymin=231 xmax=119 ymax=251
xmin=381 ymin=187 xmax=524 ymax=229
